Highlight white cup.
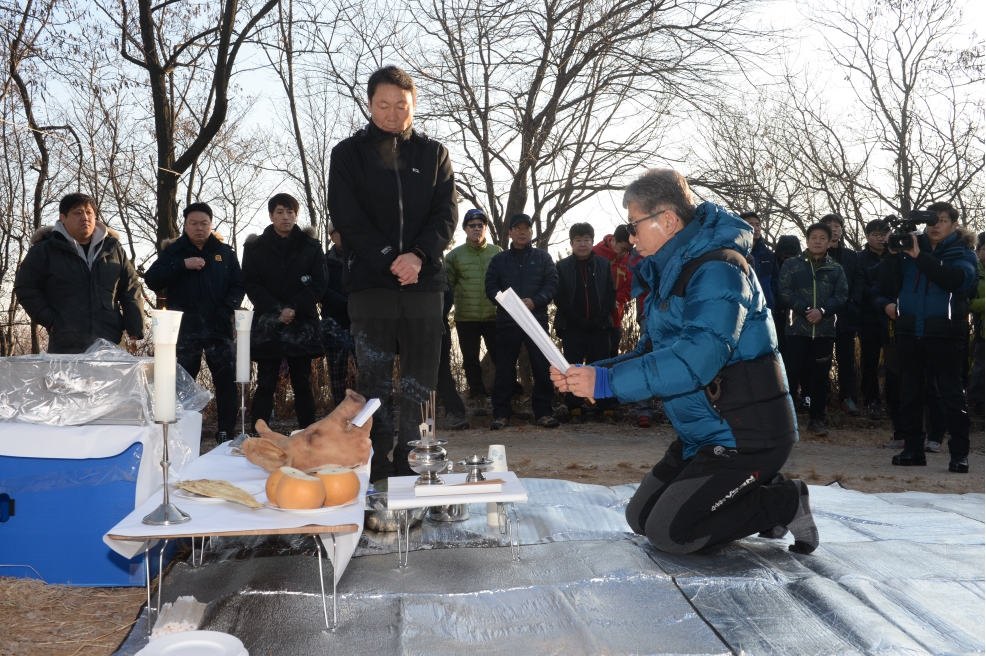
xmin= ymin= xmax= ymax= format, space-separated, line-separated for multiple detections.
xmin=487 ymin=444 xmax=507 ymax=525
xmin=149 ymin=309 xmax=183 ymax=346
xmin=234 ymin=309 xmax=254 ymax=332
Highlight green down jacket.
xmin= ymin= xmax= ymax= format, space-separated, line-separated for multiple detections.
xmin=445 ymin=239 xmax=502 ymax=322
xmin=778 ymin=251 xmax=848 ymax=339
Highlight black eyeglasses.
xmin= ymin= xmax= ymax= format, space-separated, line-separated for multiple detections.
xmin=625 ymin=209 xmax=671 ymax=236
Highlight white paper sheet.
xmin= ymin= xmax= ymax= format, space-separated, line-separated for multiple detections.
xmin=495 ymin=288 xmax=570 ymax=372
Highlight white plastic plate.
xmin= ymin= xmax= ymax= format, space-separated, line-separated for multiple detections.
xmin=136 ymin=630 xmax=247 ymax=655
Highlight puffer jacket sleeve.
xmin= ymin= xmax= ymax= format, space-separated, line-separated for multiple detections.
xmin=242 ymin=244 xmax=280 ymax=315
xmin=609 ymin=261 xmax=752 ymax=402
xmin=114 ymin=244 xmax=145 ymax=339
xmin=532 ymin=252 xmax=558 ymax=309
xmin=223 ymin=250 xmax=245 ymax=310
xmin=144 ymin=248 xmax=186 ymax=293
xmin=485 ymin=253 xmax=504 ymax=305
xmin=14 ymin=244 xmax=57 ymax=329
xmin=410 ymin=144 xmax=457 ymax=264
xmin=287 ymin=244 xmax=328 ymax=314
xmin=778 ymin=258 xmax=809 ymax=316
xmin=445 ymin=248 xmax=460 ymax=292
xmin=821 ymin=266 xmax=848 ymax=317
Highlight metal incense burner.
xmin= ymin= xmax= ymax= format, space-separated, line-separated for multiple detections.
xmin=408 ymin=392 xmax=447 ymax=486
xmin=429 ymin=455 xmax=493 ymax=522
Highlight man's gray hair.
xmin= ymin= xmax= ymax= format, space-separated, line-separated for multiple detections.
xmin=622 ymin=169 xmax=696 ymax=224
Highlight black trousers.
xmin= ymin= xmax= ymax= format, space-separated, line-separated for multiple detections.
xmin=859 ymin=322 xmax=883 ymax=405
xmin=561 ymin=325 xmax=617 ymax=410
xmin=626 ymin=439 xmax=798 ymax=554
xmin=784 ymin=336 xmax=834 ymax=420
xmin=455 ymin=321 xmax=497 ymax=398
xmin=491 ymin=322 xmax=555 ymax=420
xmin=251 ymin=356 xmax=316 ymax=431
xmin=178 ymin=337 xmax=237 ymax=436
xmin=349 ymin=289 xmax=443 ymax=481
xmin=437 ymin=326 xmax=466 ymax=418
xmin=897 ymin=334 xmax=970 ymax=458
xmin=835 ymin=331 xmax=858 ymax=402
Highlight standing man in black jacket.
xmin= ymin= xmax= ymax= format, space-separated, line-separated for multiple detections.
xmin=857 ymin=218 xmax=899 ymax=423
xmin=821 ymin=214 xmax=865 ymax=417
xmin=554 ymin=223 xmax=617 ymax=423
xmin=145 ymin=203 xmax=245 ymax=442
xmin=485 ymin=213 xmax=560 ymax=429
xmin=328 ymin=66 xmax=457 ymax=480
xmin=242 ymin=193 xmax=328 ymax=433
xmin=16 ymin=193 xmax=144 ymax=353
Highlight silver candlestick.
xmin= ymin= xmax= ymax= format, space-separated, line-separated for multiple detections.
xmin=142 ymin=421 xmax=190 ymax=525
xmin=227 ymin=382 xmax=250 ymax=450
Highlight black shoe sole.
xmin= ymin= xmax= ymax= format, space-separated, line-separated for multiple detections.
xmin=949 ymin=464 xmax=969 ymax=473
xmin=892 ymin=458 xmax=927 ymax=466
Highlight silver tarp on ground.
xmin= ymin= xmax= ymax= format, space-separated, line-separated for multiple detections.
xmin=114 ymin=480 xmax=985 ymax=656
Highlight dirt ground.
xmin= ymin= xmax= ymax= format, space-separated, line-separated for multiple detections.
xmin=2 ymin=411 xmax=982 ymax=656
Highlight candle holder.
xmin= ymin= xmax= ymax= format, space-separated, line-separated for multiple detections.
xmin=227 ymin=382 xmax=250 ymax=451
xmin=142 ymin=421 xmax=190 ymax=525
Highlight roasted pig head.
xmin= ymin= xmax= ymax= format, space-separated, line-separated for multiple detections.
xmin=242 ymin=389 xmax=373 ymax=472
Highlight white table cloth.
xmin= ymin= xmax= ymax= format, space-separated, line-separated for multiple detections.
xmin=0 ymin=412 xmax=201 ymax=516
xmin=104 ymin=442 xmax=368 ymax=582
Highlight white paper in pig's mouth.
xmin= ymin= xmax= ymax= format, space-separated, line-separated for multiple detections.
xmin=350 ymin=398 xmax=381 ymax=427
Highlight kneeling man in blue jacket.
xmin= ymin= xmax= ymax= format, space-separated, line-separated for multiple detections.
xmin=552 ymin=169 xmax=818 ymax=554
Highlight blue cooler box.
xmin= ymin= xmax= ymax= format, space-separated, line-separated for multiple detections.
xmin=0 ymin=441 xmax=174 ymax=586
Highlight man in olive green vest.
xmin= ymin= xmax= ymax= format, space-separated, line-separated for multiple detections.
xmin=445 ymin=209 xmax=502 ymax=409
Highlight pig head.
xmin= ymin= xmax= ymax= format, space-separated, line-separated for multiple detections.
xmin=243 ymin=389 xmax=373 ymax=472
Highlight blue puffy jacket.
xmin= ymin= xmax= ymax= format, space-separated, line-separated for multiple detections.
xmin=485 ymin=244 xmax=558 ymax=326
xmin=596 ymin=203 xmax=797 ymax=459
xmin=876 ymin=229 xmax=979 ymax=338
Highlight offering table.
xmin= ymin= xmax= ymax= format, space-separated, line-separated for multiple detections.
xmin=105 ymin=442 xmax=369 ymax=632
xmin=386 ymin=471 xmax=528 ymax=565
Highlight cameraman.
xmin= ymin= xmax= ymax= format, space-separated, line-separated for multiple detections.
xmin=875 ymin=202 xmax=978 ymax=473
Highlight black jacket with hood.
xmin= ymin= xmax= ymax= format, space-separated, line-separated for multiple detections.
xmin=15 ymin=222 xmax=145 ymax=353
xmin=144 ymin=232 xmax=245 ymax=341
xmin=241 ymin=225 xmax=328 ymax=359
xmin=328 ymin=122 xmax=457 ymax=294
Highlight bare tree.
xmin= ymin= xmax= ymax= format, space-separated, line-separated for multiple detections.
xmin=101 ymin=0 xmax=279 ymax=249
xmin=405 ymin=0 xmax=759 ymax=247
xmin=808 ymin=0 xmax=984 ymax=221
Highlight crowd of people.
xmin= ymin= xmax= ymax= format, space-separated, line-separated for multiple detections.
xmin=10 ymin=65 xmax=984 ymax=555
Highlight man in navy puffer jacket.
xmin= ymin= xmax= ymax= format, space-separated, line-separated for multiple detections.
xmin=486 ymin=213 xmax=560 ymax=428
xmin=552 ymin=169 xmax=818 ymax=555
xmin=874 ymin=201 xmax=979 ymax=473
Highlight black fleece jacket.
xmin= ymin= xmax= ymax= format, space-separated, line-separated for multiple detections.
xmin=328 ymin=122 xmax=457 ymax=294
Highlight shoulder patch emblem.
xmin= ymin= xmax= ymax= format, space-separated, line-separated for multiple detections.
xmin=214 ymin=254 xmax=222 ymax=261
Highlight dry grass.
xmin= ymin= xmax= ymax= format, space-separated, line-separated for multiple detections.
xmin=0 ymin=577 xmax=146 ymax=655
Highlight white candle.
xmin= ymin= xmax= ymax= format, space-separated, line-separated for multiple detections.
xmin=150 ymin=309 xmax=183 ymax=423
xmin=234 ymin=309 xmax=254 ymax=383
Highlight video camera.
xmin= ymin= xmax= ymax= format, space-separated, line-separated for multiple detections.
xmin=887 ymin=210 xmax=938 ymax=251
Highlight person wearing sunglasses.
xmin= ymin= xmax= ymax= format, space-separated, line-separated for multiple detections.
xmin=550 ymin=168 xmax=817 ymax=556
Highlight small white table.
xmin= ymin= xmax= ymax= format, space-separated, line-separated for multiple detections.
xmin=386 ymin=472 xmax=528 ymax=565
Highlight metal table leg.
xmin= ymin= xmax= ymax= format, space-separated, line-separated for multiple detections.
xmin=396 ymin=509 xmax=409 ymax=567
xmin=496 ymin=502 xmax=521 ymax=560
xmin=144 ymin=544 xmax=152 ymax=635
xmin=314 ymin=536 xmax=330 ymax=630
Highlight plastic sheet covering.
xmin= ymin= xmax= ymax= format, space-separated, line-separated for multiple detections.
xmin=0 ymin=339 xmax=211 ymax=426
xmin=114 ymin=481 xmax=983 ymax=656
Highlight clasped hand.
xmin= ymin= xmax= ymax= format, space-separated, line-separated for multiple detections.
xmin=390 ymin=252 xmax=422 ymax=285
